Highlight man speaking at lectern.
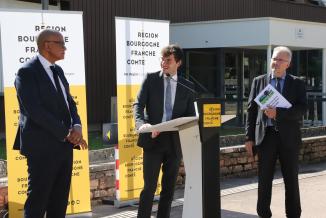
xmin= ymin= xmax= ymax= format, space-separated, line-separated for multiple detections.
xmin=134 ymin=44 xmax=195 ymax=218
xmin=245 ymin=46 xmax=306 ymax=218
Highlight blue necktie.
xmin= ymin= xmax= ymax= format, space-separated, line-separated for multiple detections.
xmin=165 ymin=77 xmax=172 ymax=121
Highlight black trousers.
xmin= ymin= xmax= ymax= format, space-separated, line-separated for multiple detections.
xmin=24 ymin=149 xmax=73 ymax=218
xmin=137 ymin=148 xmax=181 ymax=218
xmin=256 ymin=128 xmax=301 ymax=218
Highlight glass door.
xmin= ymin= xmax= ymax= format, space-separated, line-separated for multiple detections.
xmin=184 ymin=50 xmax=218 ymax=97
xmin=242 ymin=51 xmax=266 ymax=125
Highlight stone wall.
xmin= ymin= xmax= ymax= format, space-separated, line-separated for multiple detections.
xmin=89 ymin=135 xmax=326 ymax=204
xmin=218 ymin=136 xmax=326 ymax=178
xmin=1 ymin=135 xmax=326 ymax=207
xmin=0 ymin=178 xmax=7 ymax=210
xmin=89 ymin=162 xmax=115 ymax=205
xmin=0 ymin=161 xmax=7 ymax=209
xmin=0 ymin=160 xmax=6 ymax=178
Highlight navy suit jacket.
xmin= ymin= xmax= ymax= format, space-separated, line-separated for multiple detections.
xmin=246 ymin=73 xmax=307 ymax=148
xmin=133 ymin=71 xmax=195 ymax=156
xmin=13 ymin=57 xmax=81 ymax=157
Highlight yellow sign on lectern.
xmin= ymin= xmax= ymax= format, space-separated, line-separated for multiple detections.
xmin=203 ymin=104 xmax=221 ymax=127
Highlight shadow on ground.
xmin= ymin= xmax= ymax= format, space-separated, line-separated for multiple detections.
xmin=222 ymin=209 xmax=257 ymax=218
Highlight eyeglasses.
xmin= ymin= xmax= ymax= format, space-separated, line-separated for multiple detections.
xmin=45 ymin=40 xmax=66 ymax=47
xmin=272 ymin=58 xmax=289 ymax=63
xmin=160 ymin=57 xmax=173 ymax=64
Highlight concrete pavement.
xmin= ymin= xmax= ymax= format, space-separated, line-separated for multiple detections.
xmin=69 ymin=161 xmax=326 ymax=218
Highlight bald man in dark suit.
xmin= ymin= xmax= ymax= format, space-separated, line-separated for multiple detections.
xmin=14 ymin=29 xmax=87 ymax=218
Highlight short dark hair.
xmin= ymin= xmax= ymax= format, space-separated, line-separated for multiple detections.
xmin=37 ymin=29 xmax=62 ymax=50
xmin=161 ymin=44 xmax=183 ymax=63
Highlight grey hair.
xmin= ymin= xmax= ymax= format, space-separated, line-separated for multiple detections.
xmin=272 ymin=46 xmax=292 ymax=62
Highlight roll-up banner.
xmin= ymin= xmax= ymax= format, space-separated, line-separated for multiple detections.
xmin=0 ymin=10 xmax=90 ymax=217
xmin=115 ymin=17 xmax=169 ymax=206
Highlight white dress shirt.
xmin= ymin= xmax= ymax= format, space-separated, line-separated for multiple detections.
xmin=37 ymin=54 xmax=70 ymax=109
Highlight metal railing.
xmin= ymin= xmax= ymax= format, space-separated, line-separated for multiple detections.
xmin=202 ymin=93 xmax=326 ymax=128
xmin=303 ymin=92 xmax=326 ymax=127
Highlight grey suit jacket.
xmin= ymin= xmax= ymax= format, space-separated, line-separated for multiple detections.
xmin=246 ymin=73 xmax=307 ymax=148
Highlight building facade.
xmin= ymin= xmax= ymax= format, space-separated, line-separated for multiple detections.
xmin=1 ymin=0 xmax=326 ymax=131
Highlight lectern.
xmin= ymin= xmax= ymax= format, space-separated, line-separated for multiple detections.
xmin=138 ymin=98 xmax=235 ymax=218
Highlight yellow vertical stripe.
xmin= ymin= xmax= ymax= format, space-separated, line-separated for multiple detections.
xmin=4 ymin=85 xmax=91 ymax=217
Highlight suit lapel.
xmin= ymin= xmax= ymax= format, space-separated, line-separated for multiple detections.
xmin=262 ymin=74 xmax=270 ymax=122
xmin=34 ymin=58 xmax=67 ymax=104
xmin=282 ymin=74 xmax=292 ymax=100
xmin=264 ymin=73 xmax=270 ymax=87
xmin=173 ymin=77 xmax=183 ymax=118
xmin=56 ymin=66 xmax=70 ymax=95
xmin=158 ymin=71 xmax=165 ymax=119
xmin=34 ymin=58 xmax=58 ymax=95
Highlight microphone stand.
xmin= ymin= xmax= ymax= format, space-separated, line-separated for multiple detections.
xmin=166 ymin=73 xmax=198 ymax=97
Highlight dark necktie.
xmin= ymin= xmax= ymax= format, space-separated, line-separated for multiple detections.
xmin=276 ymin=78 xmax=282 ymax=93
xmin=273 ymin=77 xmax=282 ymax=131
xmin=165 ymin=77 xmax=173 ymax=121
xmin=50 ymin=65 xmax=71 ymax=128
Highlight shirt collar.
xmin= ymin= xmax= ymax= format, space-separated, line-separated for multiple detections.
xmin=271 ymin=72 xmax=286 ymax=80
xmin=163 ymin=72 xmax=178 ymax=81
xmin=37 ymin=53 xmax=55 ymax=69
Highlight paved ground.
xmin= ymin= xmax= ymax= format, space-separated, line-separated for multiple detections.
xmin=68 ymin=161 xmax=326 ymax=218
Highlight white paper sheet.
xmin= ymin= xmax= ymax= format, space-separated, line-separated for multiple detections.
xmin=254 ymin=84 xmax=292 ymax=109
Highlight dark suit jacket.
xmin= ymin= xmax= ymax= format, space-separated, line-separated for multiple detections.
xmin=13 ymin=57 xmax=81 ymax=157
xmin=133 ymin=71 xmax=195 ymax=155
xmin=246 ymin=73 xmax=307 ymax=147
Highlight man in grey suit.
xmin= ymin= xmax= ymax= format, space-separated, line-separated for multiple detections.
xmin=133 ymin=44 xmax=195 ymax=218
xmin=245 ymin=46 xmax=307 ymax=218
xmin=14 ymin=29 xmax=87 ymax=218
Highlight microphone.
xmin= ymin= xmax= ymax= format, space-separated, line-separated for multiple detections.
xmin=165 ymin=73 xmax=198 ymax=96
xmin=166 ymin=73 xmax=199 ymax=116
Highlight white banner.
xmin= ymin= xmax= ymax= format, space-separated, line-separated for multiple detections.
xmin=0 ymin=10 xmax=86 ymax=86
xmin=115 ymin=17 xmax=169 ymax=204
xmin=116 ymin=17 xmax=169 ymax=85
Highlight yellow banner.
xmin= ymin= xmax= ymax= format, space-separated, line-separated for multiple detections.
xmin=4 ymin=86 xmax=90 ymax=217
xmin=116 ymin=85 xmax=161 ymax=201
xmin=4 ymin=87 xmax=26 ymax=217
xmin=67 ymin=86 xmax=91 ymax=214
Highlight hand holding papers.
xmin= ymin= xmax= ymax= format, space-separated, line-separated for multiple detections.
xmin=254 ymin=84 xmax=292 ymax=109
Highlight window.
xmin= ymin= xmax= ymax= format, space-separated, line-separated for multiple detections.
xmin=17 ymin=0 xmax=58 ymax=6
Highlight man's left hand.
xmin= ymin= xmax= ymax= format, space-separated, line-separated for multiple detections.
xmin=66 ymin=126 xmax=82 ymax=145
xmin=74 ymin=138 xmax=88 ymax=150
xmin=264 ymin=107 xmax=277 ymax=119
xmin=151 ymin=130 xmax=160 ymax=138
